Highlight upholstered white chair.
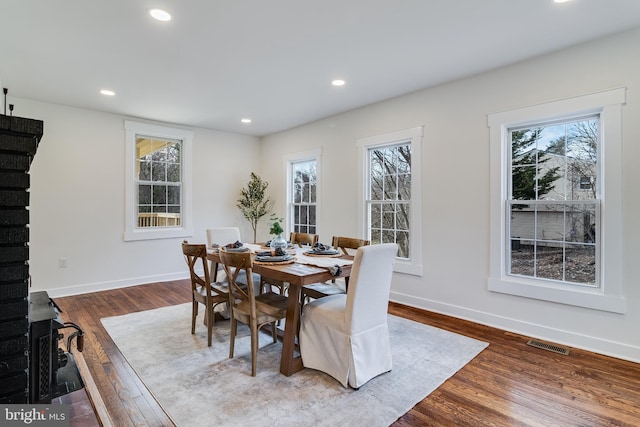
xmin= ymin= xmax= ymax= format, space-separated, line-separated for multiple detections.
xmin=299 ymin=243 xmax=397 ymax=388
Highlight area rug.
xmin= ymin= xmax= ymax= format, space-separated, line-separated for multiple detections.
xmin=101 ymin=304 xmax=487 ymax=427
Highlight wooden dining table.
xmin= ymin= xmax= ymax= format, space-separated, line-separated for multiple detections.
xmin=207 ymin=246 xmax=353 ymax=376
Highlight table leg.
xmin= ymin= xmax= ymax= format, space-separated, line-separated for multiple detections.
xmin=280 ymin=284 xmax=304 ymax=376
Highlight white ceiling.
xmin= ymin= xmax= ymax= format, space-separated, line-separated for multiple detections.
xmin=2 ymin=1 xmax=640 ymax=137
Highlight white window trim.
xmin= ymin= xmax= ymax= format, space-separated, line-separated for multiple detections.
xmin=124 ymin=120 xmax=193 ymax=241
xmin=487 ymin=88 xmax=626 ymax=313
xmin=285 ymin=148 xmax=322 ymax=237
xmin=357 ymin=126 xmax=423 ymax=276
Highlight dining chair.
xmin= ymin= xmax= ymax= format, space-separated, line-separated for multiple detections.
xmin=299 ymin=243 xmax=397 ymax=388
xmin=181 ymin=241 xmax=230 ymax=347
xmin=206 ymin=226 xmax=261 ymax=291
xmin=289 ymin=232 xmax=319 ymax=247
xmin=219 ymin=248 xmax=288 ymax=376
xmin=301 ymin=236 xmax=370 ymax=301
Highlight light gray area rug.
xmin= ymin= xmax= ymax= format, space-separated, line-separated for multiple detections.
xmin=101 ymin=303 xmax=487 ymax=427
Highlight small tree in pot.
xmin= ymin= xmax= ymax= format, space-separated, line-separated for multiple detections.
xmin=236 ymin=172 xmax=271 ymax=243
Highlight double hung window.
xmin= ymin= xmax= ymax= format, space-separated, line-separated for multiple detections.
xmin=488 ymin=88 xmax=625 ymax=313
xmin=286 ymin=149 xmax=320 ymax=235
xmin=357 ymin=127 xmax=423 ymax=276
xmin=124 ymin=121 xmax=193 ymax=241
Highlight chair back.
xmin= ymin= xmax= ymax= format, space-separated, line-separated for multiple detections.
xmin=219 ymin=249 xmax=257 ymax=314
xmin=182 ymin=241 xmax=211 ymax=292
xmin=290 ymin=232 xmax=319 ymax=247
xmin=345 ymin=243 xmax=397 ymax=333
xmin=331 ymin=236 xmax=370 ymax=255
xmin=206 ymin=227 xmax=242 ymax=248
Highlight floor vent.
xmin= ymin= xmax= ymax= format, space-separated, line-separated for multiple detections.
xmin=526 ymin=339 xmax=570 ymax=355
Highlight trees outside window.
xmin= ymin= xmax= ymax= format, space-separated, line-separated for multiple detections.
xmin=368 ymin=144 xmax=411 ymax=258
xmin=357 ymin=126 xmax=423 ymax=276
xmin=488 ymin=88 xmax=625 ymax=313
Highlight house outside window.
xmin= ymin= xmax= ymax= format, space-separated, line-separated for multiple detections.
xmin=488 ymin=88 xmax=626 ymax=313
xmin=286 ymin=149 xmax=321 ymax=236
xmin=508 ymin=117 xmax=599 ymax=286
xmin=136 ymin=137 xmax=182 ymax=228
xmin=357 ymin=127 xmax=423 ymax=276
xmin=124 ymin=121 xmax=193 ymax=241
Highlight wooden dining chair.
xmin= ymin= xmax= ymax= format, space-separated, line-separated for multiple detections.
xmin=301 ymin=236 xmax=371 ymax=301
xmin=219 ymin=248 xmax=288 ymax=376
xmin=290 ymin=232 xmax=319 ymax=247
xmin=300 ymin=243 xmax=398 ymax=388
xmin=206 ymin=226 xmax=261 ymax=292
xmin=181 ymin=241 xmax=230 ymax=347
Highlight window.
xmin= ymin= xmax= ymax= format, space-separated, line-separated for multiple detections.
xmin=290 ymin=159 xmax=317 ymax=234
xmin=357 ymin=127 xmax=423 ymax=276
xmin=488 ymin=88 xmax=626 ymax=313
xmin=508 ymin=117 xmax=599 ymax=286
xmin=124 ymin=121 xmax=193 ymax=241
xmin=286 ymin=149 xmax=321 ymax=236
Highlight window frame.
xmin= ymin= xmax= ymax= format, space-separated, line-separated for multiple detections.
xmin=357 ymin=126 xmax=423 ymax=276
xmin=124 ymin=120 xmax=193 ymax=241
xmin=285 ymin=148 xmax=321 ymax=237
xmin=487 ymin=88 xmax=626 ymax=313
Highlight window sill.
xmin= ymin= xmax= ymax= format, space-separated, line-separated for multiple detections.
xmin=488 ymin=276 xmax=626 ymax=314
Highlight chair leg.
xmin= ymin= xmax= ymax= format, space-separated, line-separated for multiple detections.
xmin=229 ymin=317 xmax=236 ymax=358
xmin=191 ymin=300 xmax=197 ymax=334
xmin=207 ymin=306 xmax=213 ymax=347
xmin=250 ymin=318 xmax=258 ymax=376
xmin=271 ymin=321 xmax=277 ymax=343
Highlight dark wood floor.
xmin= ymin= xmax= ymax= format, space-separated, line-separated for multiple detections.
xmin=53 ymin=280 xmax=640 ymax=426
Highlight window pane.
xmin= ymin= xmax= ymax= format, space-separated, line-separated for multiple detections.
xmin=371 ymin=203 xmax=381 ymax=228
xmin=139 ymin=161 xmax=151 ymax=181
xmin=139 ymin=185 xmax=151 ymax=204
xmin=310 ymin=183 xmax=316 ymax=203
xmin=153 ymin=185 xmax=166 ymax=204
xmin=384 ymin=174 xmax=397 ymax=200
xmin=536 ymin=204 xmax=565 ymax=243
xmin=565 ymin=243 xmax=596 ymax=285
xmin=309 ymin=205 xmax=316 ymax=226
xmin=167 ymin=186 xmax=180 ymax=205
xmin=396 ymin=231 xmax=409 ymax=259
xmin=510 ymin=245 xmax=535 ymax=277
xmin=167 ymin=163 xmax=180 ymax=182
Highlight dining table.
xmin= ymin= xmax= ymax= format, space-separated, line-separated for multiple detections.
xmin=207 ymin=243 xmax=353 ymax=376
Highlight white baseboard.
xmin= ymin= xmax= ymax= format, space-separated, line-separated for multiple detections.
xmin=45 ymin=272 xmax=189 ymax=298
xmin=390 ymin=290 xmax=640 ymax=364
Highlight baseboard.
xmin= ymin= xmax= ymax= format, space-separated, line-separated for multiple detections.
xmin=390 ymin=290 xmax=640 ymax=364
xmin=45 ymin=272 xmax=188 ymax=298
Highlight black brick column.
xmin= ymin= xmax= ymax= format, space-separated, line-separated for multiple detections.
xmin=0 ymin=114 xmax=43 ymax=404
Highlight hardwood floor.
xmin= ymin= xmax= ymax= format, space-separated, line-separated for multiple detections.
xmin=54 ymin=280 xmax=640 ymax=426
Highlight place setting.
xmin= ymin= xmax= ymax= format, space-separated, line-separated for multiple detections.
xmin=253 ymin=247 xmax=296 ymax=265
xmin=302 ymin=242 xmax=341 ymax=257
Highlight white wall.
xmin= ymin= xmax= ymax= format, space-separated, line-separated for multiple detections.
xmin=17 ymin=99 xmax=261 ymax=296
xmin=260 ymin=27 xmax=640 ymax=362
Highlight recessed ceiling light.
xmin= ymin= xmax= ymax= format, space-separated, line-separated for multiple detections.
xmin=241 ymin=118 xmax=252 ymax=124
xmin=554 ymin=0 xmax=572 ymax=3
xmin=149 ymin=9 xmax=171 ymax=21
xmin=100 ymin=89 xmax=115 ymax=96
xmin=331 ymin=79 xmax=346 ymax=87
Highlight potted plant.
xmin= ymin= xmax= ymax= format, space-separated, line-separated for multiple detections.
xmin=268 ymin=214 xmax=287 ymax=251
xmin=236 ymin=172 xmax=271 ymax=243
